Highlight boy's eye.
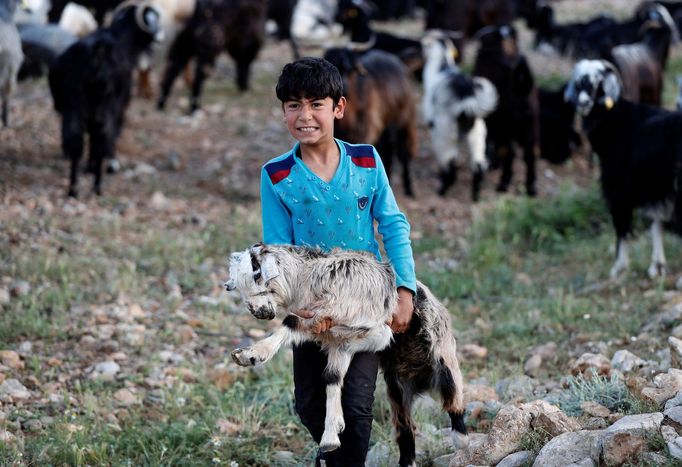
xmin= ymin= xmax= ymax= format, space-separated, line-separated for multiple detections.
xmin=286 ymin=103 xmax=299 ymax=110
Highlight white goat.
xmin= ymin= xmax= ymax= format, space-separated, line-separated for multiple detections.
xmin=58 ymin=3 xmax=98 ymax=37
xmin=422 ymin=31 xmax=498 ymax=200
xmin=224 ymin=243 xmax=468 ymax=466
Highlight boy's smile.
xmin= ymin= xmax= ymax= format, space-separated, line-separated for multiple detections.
xmin=283 ymin=97 xmax=345 ymax=147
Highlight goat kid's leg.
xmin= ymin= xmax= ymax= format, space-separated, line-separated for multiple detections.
xmin=610 ymin=237 xmax=630 ymax=279
xmin=438 ymin=160 xmax=457 ymax=196
xmin=231 ymin=326 xmax=296 ymax=366
xmin=466 ymin=118 xmax=488 ymax=202
xmin=384 ymin=369 xmax=417 ymax=467
xmin=648 ymin=219 xmax=666 ymax=278
xmin=319 ymin=348 xmax=353 ymax=453
xmin=2 ymin=97 xmax=8 ymax=128
xmin=436 ymin=352 xmax=468 ymax=450
xmin=157 ymin=50 xmax=193 ymax=111
xmin=496 ymin=144 xmax=513 ymax=193
xmin=523 ymin=143 xmax=538 ymax=197
xmin=62 ymin=114 xmax=84 ymax=198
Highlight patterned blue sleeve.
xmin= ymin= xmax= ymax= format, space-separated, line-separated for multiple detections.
xmin=261 ymin=167 xmax=294 ymax=245
xmin=370 ymin=148 xmax=417 ymax=294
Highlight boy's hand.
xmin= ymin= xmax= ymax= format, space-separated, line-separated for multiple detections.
xmin=294 ymin=309 xmax=334 ymax=334
xmin=390 ymin=287 xmax=414 ymax=334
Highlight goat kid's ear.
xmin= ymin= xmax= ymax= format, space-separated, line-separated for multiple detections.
xmin=600 ymin=68 xmax=622 ymax=108
xmin=261 ymin=254 xmax=280 ymax=284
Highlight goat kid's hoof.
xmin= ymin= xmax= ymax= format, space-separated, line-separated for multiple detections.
xmin=319 ymin=434 xmax=341 ymax=453
xmin=231 ymin=348 xmax=260 ymax=367
xmin=648 ymin=262 xmax=666 ymax=279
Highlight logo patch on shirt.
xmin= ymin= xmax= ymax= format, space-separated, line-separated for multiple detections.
xmin=358 ymin=196 xmax=369 ymax=210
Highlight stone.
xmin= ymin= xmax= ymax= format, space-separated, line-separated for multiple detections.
xmin=661 ymin=425 xmax=678 ymax=443
xmin=89 ymin=361 xmax=120 ymax=380
xmin=665 ymin=405 xmax=682 ymax=425
xmin=448 ymin=433 xmax=488 ymax=466
xmin=533 ymin=430 xmax=603 ymax=467
xmin=668 ymin=437 xmax=682 ymax=460
xmin=610 ymin=350 xmax=646 ymax=373
xmin=0 ymin=288 xmax=9 ymax=305
xmin=524 ymin=354 xmax=543 ymax=376
xmin=10 ymin=281 xmax=30 ymax=297
xmin=497 ymin=450 xmax=533 ymax=467
xmin=114 ymin=388 xmax=139 ymax=406
xmin=670 ymin=336 xmax=682 ymax=369
xmin=595 ymin=413 xmax=664 ymax=465
xmin=366 ymin=442 xmax=392 ymax=467
xmin=580 ymin=401 xmax=610 ymax=418
xmin=571 ymin=353 xmax=610 ymax=377
xmin=0 ymin=378 xmax=31 ymax=401
xmin=525 ymin=400 xmax=581 ymax=437
xmin=641 ymin=370 xmax=682 ymax=406
xmin=665 ymin=391 xmax=682 ymax=410
xmin=495 ymin=375 xmax=536 ymax=400
xmin=463 ymin=383 xmax=498 ymax=403
xmin=460 ymin=344 xmax=488 ymax=360
xmin=0 ymin=350 xmax=23 ymax=370
xmin=17 ymin=341 xmax=32 ymax=355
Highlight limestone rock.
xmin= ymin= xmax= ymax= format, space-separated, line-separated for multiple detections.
xmin=610 ymin=350 xmax=646 ymax=373
xmin=594 ymin=413 xmax=664 ymax=465
xmin=0 ymin=378 xmax=31 ymax=401
xmin=533 ymin=430 xmax=602 ymax=467
xmin=571 ymin=353 xmax=610 ymax=377
xmin=665 ymin=405 xmax=682 ymax=425
xmin=580 ymin=401 xmax=610 ymax=418
xmin=497 ymin=450 xmax=534 ymax=467
xmin=668 ymin=437 xmax=682 ymax=460
xmin=463 ymin=383 xmax=498 ymax=403
xmin=460 ymin=344 xmax=488 ymax=360
xmin=0 ymin=350 xmax=24 ymax=370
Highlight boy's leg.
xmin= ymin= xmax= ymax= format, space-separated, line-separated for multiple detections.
xmin=293 ymin=343 xmax=380 ymax=467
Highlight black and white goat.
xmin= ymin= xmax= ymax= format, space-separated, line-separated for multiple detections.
xmin=565 ymin=59 xmax=682 ymax=278
xmin=324 ymin=47 xmax=418 ymax=197
xmin=422 ymin=32 xmax=498 ymax=200
xmin=156 ymin=0 xmax=267 ymax=113
xmin=0 ymin=0 xmax=23 ymax=128
xmin=224 ymin=243 xmax=468 ymax=466
xmin=473 ymin=24 xmax=540 ymax=196
xmin=49 ymin=2 xmax=161 ymax=197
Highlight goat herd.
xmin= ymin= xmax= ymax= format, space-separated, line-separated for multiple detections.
xmin=2 ymin=0 xmax=682 ymax=278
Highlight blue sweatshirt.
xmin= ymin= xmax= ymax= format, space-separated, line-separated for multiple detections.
xmin=261 ymin=139 xmax=416 ymax=293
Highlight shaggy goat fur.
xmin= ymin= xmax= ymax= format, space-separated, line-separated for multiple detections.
xmin=224 ymin=243 xmax=467 ymax=465
xmin=565 ymin=59 xmax=682 ymax=279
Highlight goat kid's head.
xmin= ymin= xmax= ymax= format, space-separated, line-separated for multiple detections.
xmin=224 ymin=243 xmax=281 ymax=320
xmin=564 ymin=59 xmax=622 ymax=116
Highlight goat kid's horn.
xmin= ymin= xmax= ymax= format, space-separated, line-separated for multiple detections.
xmin=136 ymin=3 xmax=161 ymax=35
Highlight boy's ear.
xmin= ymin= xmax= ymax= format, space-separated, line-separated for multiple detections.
xmin=334 ymin=96 xmax=346 ymax=119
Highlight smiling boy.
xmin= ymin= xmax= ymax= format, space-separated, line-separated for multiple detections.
xmin=260 ymin=57 xmax=416 ymax=466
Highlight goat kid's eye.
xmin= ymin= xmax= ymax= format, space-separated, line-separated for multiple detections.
xmin=253 ymin=271 xmax=262 ymax=282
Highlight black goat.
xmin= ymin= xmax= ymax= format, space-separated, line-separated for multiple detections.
xmin=565 ymin=59 xmax=682 ymax=279
xmin=335 ymin=0 xmax=423 ymax=77
xmin=49 ymin=2 xmax=161 ymax=197
xmin=324 ymin=47 xmax=418 ymax=197
xmin=157 ymin=0 xmax=267 ymax=113
xmin=473 ymin=24 xmax=539 ymax=196
xmin=537 ymin=85 xmax=580 ymax=166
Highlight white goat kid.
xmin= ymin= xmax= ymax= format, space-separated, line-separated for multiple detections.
xmin=225 ymin=244 xmax=395 ymax=452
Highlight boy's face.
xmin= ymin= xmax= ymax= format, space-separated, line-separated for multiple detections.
xmin=282 ymin=96 xmax=346 ymax=147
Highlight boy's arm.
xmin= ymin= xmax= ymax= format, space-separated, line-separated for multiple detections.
xmin=371 ymin=149 xmax=417 ymax=294
xmin=371 ymin=149 xmax=417 ymax=333
xmin=261 ymin=167 xmax=294 ymax=244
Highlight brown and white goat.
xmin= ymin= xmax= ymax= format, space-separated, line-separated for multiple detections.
xmin=323 ymin=47 xmax=418 ymax=197
xmin=224 ymin=243 xmax=468 ymax=466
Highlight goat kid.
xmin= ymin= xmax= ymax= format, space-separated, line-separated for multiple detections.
xmin=422 ymin=32 xmax=497 ymax=200
xmin=565 ymin=59 xmax=682 ymax=279
xmin=224 ymin=243 xmax=468 ymax=465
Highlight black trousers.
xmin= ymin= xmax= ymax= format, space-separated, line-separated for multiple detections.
xmin=293 ymin=341 xmax=380 ymax=466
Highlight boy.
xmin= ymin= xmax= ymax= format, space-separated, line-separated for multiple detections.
xmin=261 ymin=57 xmax=416 ymax=466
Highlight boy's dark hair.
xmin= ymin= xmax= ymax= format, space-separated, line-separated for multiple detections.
xmin=275 ymin=57 xmax=344 ymax=106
